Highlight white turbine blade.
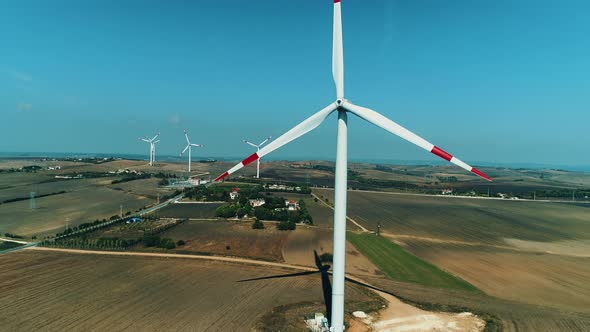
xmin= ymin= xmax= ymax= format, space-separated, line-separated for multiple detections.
xmin=191 ymin=143 xmax=203 ymax=147
xmin=343 ymin=101 xmax=492 ymax=181
xmin=153 ymin=140 xmax=160 ymax=144
xmin=333 ymin=0 xmax=344 ymax=98
xmin=214 ymin=103 xmax=337 ymax=182
xmin=243 ymin=140 xmax=258 ymax=148
xmin=184 ymin=130 xmax=191 ymax=144
xmin=151 ymin=132 xmax=160 ymax=141
xmin=180 ymin=145 xmax=189 ymax=156
xmin=258 ymin=136 xmax=272 ymax=147
xmin=140 ymin=138 xmax=150 ymax=143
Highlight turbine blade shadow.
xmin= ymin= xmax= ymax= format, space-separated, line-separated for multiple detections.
xmin=237 ymin=270 xmax=319 ymax=283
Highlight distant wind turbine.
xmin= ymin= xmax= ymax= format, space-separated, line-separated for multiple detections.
xmin=213 ymin=1 xmax=492 ymax=330
xmin=180 ymin=130 xmax=203 ymax=173
xmin=242 ymin=136 xmax=271 ymax=178
xmin=139 ymin=132 xmax=159 ymax=166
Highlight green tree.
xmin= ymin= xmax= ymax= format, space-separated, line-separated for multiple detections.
xmin=277 ymin=221 xmax=296 ymax=231
xmin=252 ymin=219 xmax=265 ymax=229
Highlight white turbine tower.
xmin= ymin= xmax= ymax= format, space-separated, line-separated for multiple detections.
xmin=139 ymin=132 xmax=159 ymax=166
xmin=180 ymin=130 xmax=203 ymax=173
xmin=213 ymin=1 xmax=492 ymax=330
xmin=243 ymin=136 xmax=271 ymax=178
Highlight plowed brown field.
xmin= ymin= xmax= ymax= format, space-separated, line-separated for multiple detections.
xmin=0 ymin=250 xmax=376 ymax=331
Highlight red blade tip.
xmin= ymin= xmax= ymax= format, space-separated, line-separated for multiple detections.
xmin=471 ymin=168 xmax=492 ymax=182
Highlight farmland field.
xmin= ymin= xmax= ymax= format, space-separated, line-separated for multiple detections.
xmin=155 ymin=202 xmax=223 ymax=219
xmin=0 ymin=187 xmax=153 ymax=237
xmin=0 ymin=250 xmax=378 ymax=331
xmin=403 ymin=241 xmax=590 ymax=313
xmin=347 ymin=232 xmax=479 ymax=292
xmin=314 ymin=188 xmax=590 ymax=316
xmin=314 ymin=188 xmax=590 ymax=245
xmin=159 ymin=219 xmax=289 ymax=261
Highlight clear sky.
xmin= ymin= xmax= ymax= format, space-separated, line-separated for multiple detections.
xmin=1 ymin=0 xmax=589 ymax=166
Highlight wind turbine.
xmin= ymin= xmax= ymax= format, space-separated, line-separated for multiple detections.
xmin=213 ymin=1 xmax=492 ymax=330
xmin=180 ymin=130 xmax=203 ymax=173
xmin=139 ymin=132 xmax=159 ymax=166
xmin=242 ymin=136 xmax=271 ymax=178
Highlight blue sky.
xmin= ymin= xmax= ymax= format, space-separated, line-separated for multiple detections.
xmin=1 ymin=0 xmax=589 ymax=166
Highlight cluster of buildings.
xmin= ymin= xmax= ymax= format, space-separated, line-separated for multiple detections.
xmin=230 ymin=187 xmax=300 ymax=211
xmin=167 ymin=176 xmax=209 ymax=189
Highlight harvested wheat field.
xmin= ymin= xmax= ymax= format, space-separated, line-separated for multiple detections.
xmin=0 ymin=249 xmax=377 ymax=332
xmin=403 ymin=240 xmax=590 ymax=313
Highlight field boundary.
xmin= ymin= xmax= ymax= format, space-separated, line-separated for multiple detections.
xmin=310 ymin=192 xmax=369 ymax=232
xmin=315 ymin=187 xmax=590 ymax=204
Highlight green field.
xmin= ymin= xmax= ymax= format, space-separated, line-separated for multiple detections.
xmin=348 ymin=232 xmax=479 ymax=292
xmin=156 ymin=203 xmax=223 ymax=219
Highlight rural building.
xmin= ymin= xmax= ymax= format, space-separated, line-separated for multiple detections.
xmin=441 ymin=189 xmax=453 ymax=195
xmin=230 ymin=187 xmax=240 ymax=200
xmin=285 ymin=200 xmax=300 ymax=211
xmin=249 ymin=198 xmax=265 ymax=207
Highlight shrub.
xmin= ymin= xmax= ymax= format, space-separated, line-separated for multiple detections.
xmin=158 ymin=238 xmax=176 ymax=249
xmin=252 ymin=219 xmax=265 ymax=229
xmin=143 ymin=234 xmax=160 ymax=247
xmin=277 ymin=221 xmax=296 ymax=231
xmin=176 ymin=240 xmax=186 ymax=246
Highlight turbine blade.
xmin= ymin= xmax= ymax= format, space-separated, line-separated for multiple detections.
xmin=343 ymin=102 xmax=492 ymax=181
xmin=152 ymin=140 xmax=160 ymax=144
xmin=333 ymin=0 xmax=344 ymax=98
xmin=180 ymin=145 xmax=189 ymax=155
xmin=191 ymin=143 xmax=203 ymax=147
xmin=184 ymin=130 xmax=190 ymax=144
xmin=243 ymin=140 xmax=258 ymax=148
xmin=259 ymin=136 xmax=272 ymax=147
xmin=237 ymin=270 xmax=319 ymax=282
xmin=151 ymin=132 xmax=160 ymax=141
xmin=213 ymin=103 xmax=337 ymax=182
xmin=140 ymin=138 xmax=150 ymax=143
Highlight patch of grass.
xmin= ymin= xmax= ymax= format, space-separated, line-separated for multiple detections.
xmin=347 ymin=232 xmax=480 ymax=292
